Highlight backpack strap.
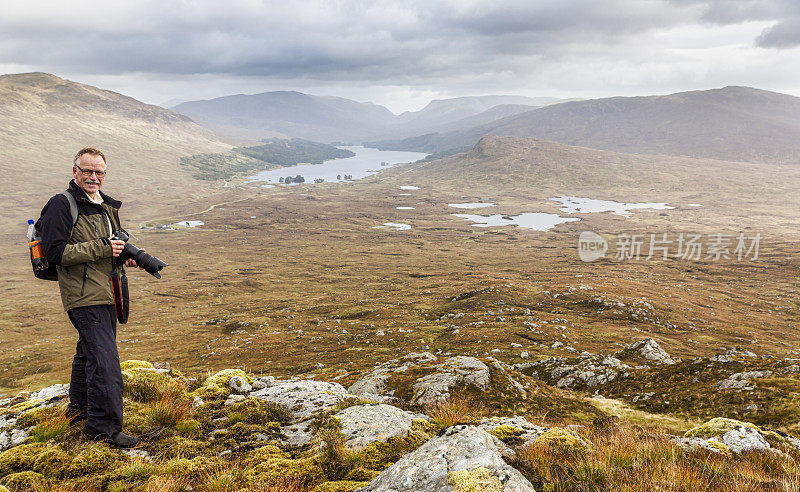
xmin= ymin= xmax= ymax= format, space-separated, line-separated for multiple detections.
xmin=60 ymin=190 xmax=78 ymax=229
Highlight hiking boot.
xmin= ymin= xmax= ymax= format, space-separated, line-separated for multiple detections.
xmin=107 ymin=431 xmax=139 ymax=448
xmin=89 ymin=431 xmax=139 ymax=448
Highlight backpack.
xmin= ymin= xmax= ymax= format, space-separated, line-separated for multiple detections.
xmin=30 ymin=191 xmax=78 ymax=281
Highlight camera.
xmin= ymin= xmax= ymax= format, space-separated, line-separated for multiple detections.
xmin=112 ymin=229 xmax=168 ymax=278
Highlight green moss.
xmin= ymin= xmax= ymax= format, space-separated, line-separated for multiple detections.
xmin=313 ymin=480 xmax=370 ymax=492
xmin=66 ymin=443 xmax=124 ymax=477
xmin=191 ymin=369 xmax=251 ymax=399
xmin=245 ymin=445 xmax=286 ymax=466
xmin=355 ymin=419 xmax=435 ymax=471
xmin=151 ymin=437 xmax=210 ymax=459
xmin=120 ymin=360 xmax=154 ymax=371
xmin=345 ymin=467 xmax=380 ymax=481
xmin=2 ymin=399 xmax=44 ymax=417
xmin=489 ymin=425 xmax=525 ymax=446
xmin=447 ymin=467 xmax=503 ymax=492
xmin=246 ymin=457 xmax=325 ymax=487
xmin=0 ymin=471 xmax=44 ymax=489
xmin=0 ymin=443 xmax=49 ymax=476
xmin=104 ymin=458 xmax=162 ymax=483
xmin=166 ymin=456 xmax=222 ymax=479
xmin=534 ymin=428 xmax=590 ymax=452
xmin=705 ymin=439 xmax=733 ymax=456
xmin=31 ymin=446 xmax=71 ymax=478
xmin=225 ymin=398 xmax=292 ymax=424
xmin=123 ymin=367 xmax=185 ymax=403
xmin=0 ymin=485 xmax=8 ymax=492
xmin=684 ymin=418 xmax=760 ymax=438
xmin=175 ymin=418 xmax=201 ymax=436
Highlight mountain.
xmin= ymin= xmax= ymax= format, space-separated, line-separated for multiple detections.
xmin=386 ymin=95 xmax=562 ymax=137
xmin=0 ymin=72 xmax=232 ymax=234
xmin=374 ymin=87 xmax=800 ymax=165
xmin=172 ymin=92 xmax=567 ymax=143
xmin=173 ymin=91 xmax=397 ymax=143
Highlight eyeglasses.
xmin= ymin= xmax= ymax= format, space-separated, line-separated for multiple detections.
xmin=74 ymin=163 xmax=107 ymax=178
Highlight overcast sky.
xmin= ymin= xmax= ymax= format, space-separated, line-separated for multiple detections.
xmin=1 ymin=0 xmax=799 ymax=113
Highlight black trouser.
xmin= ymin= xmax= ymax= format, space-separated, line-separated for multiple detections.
xmin=66 ymin=304 xmax=123 ymax=437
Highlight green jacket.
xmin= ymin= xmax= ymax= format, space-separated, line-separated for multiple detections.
xmin=37 ymin=180 xmax=126 ymax=312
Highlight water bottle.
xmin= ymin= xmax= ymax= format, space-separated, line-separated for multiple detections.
xmin=28 ymin=219 xmax=47 ymax=271
xmin=26 ymin=219 xmax=35 ymax=241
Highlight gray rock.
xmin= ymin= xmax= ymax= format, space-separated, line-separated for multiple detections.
xmin=229 ymin=376 xmax=252 ymax=393
xmin=252 ymin=380 xmax=353 ymax=420
xmin=717 ymin=371 xmax=773 ymax=390
xmin=280 ymin=422 xmax=315 ymax=447
xmin=0 ymin=429 xmax=28 ymax=450
xmin=31 ymin=384 xmax=69 ymax=400
xmin=224 ymin=394 xmax=246 ymax=406
xmin=153 ymin=362 xmax=172 ymax=374
xmin=192 ymin=396 xmax=204 ymax=408
xmin=721 ymin=426 xmax=770 ymax=453
xmin=251 ymin=380 xmax=268 ymax=391
xmin=349 ymin=352 xmax=438 ymax=397
xmin=520 ymin=351 xmax=529 ymax=359
xmin=336 ymin=403 xmax=427 ymax=448
xmin=122 ymin=449 xmax=150 ymax=460
xmin=0 ymin=414 xmax=17 ymax=429
xmin=358 ymin=425 xmax=534 ymax=491
xmin=672 ymin=437 xmax=726 ymax=454
xmin=412 ymin=357 xmax=490 ymax=405
xmin=625 ymin=338 xmax=676 ymax=365
xmin=256 ymin=376 xmax=276 ymax=387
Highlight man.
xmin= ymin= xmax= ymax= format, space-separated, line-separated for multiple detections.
xmin=37 ymin=147 xmax=140 ymax=448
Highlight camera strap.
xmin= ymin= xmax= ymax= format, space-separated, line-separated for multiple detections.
xmin=110 ymin=269 xmax=129 ymax=324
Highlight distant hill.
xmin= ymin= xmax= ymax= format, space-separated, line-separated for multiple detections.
xmin=385 ymin=95 xmax=561 ymax=138
xmin=0 ymin=72 xmax=232 ymax=233
xmin=173 ymin=91 xmax=397 ymax=144
xmin=172 ymin=92 xmax=567 ymax=143
xmin=374 ymin=87 xmax=800 ymax=165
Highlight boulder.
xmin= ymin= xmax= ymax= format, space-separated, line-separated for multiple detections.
xmin=412 ymin=357 xmax=490 ymax=405
xmin=30 ymin=384 xmax=69 ymax=400
xmin=336 ymin=403 xmax=428 ymax=448
xmin=349 ymin=352 xmax=438 ymax=397
xmin=229 ymin=376 xmax=252 ymax=393
xmin=624 ymin=338 xmax=676 ymax=365
xmin=357 ymin=425 xmax=535 ymax=491
xmin=251 ymin=380 xmax=353 ymax=420
xmin=719 ymin=426 xmax=770 ymax=454
xmin=717 ymin=371 xmax=773 ymax=391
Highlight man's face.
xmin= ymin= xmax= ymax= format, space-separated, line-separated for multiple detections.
xmin=73 ymin=153 xmax=107 ymax=196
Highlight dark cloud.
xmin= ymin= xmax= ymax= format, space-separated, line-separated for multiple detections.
xmin=1 ymin=0 xmax=798 ymax=107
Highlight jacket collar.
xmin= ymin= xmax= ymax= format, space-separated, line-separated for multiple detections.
xmin=68 ymin=179 xmax=122 ymax=209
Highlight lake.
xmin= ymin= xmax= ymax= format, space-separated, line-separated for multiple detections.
xmin=245 ymin=146 xmax=430 ymax=185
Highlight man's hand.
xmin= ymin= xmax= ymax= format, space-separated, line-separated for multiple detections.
xmin=110 ymin=239 xmax=125 ymax=257
xmin=124 ymin=248 xmax=145 ymax=269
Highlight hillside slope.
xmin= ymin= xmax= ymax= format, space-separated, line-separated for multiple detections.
xmin=375 ymin=86 xmax=800 ymax=165
xmin=0 ymin=72 xmax=232 ymax=233
xmin=173 ymin=91 xmax=397 ymax=144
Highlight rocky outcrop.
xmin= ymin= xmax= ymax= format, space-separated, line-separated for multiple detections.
xmin=357 ymin=425 xmax=535 ymax=491
xmin=624 ymin=338 xmax=676 ymax=365
xmin=349 ymin=352 xmax=437 ymax=400
xmin=252 ymin=380 xmax=353 ymax=420
xmin=336 ymin=404 xmax=429 ymax=449
xmin=412 ymin=357 xmax=490 ymax=405
xmin=716 ymin=371 xmax=773 ymax=391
